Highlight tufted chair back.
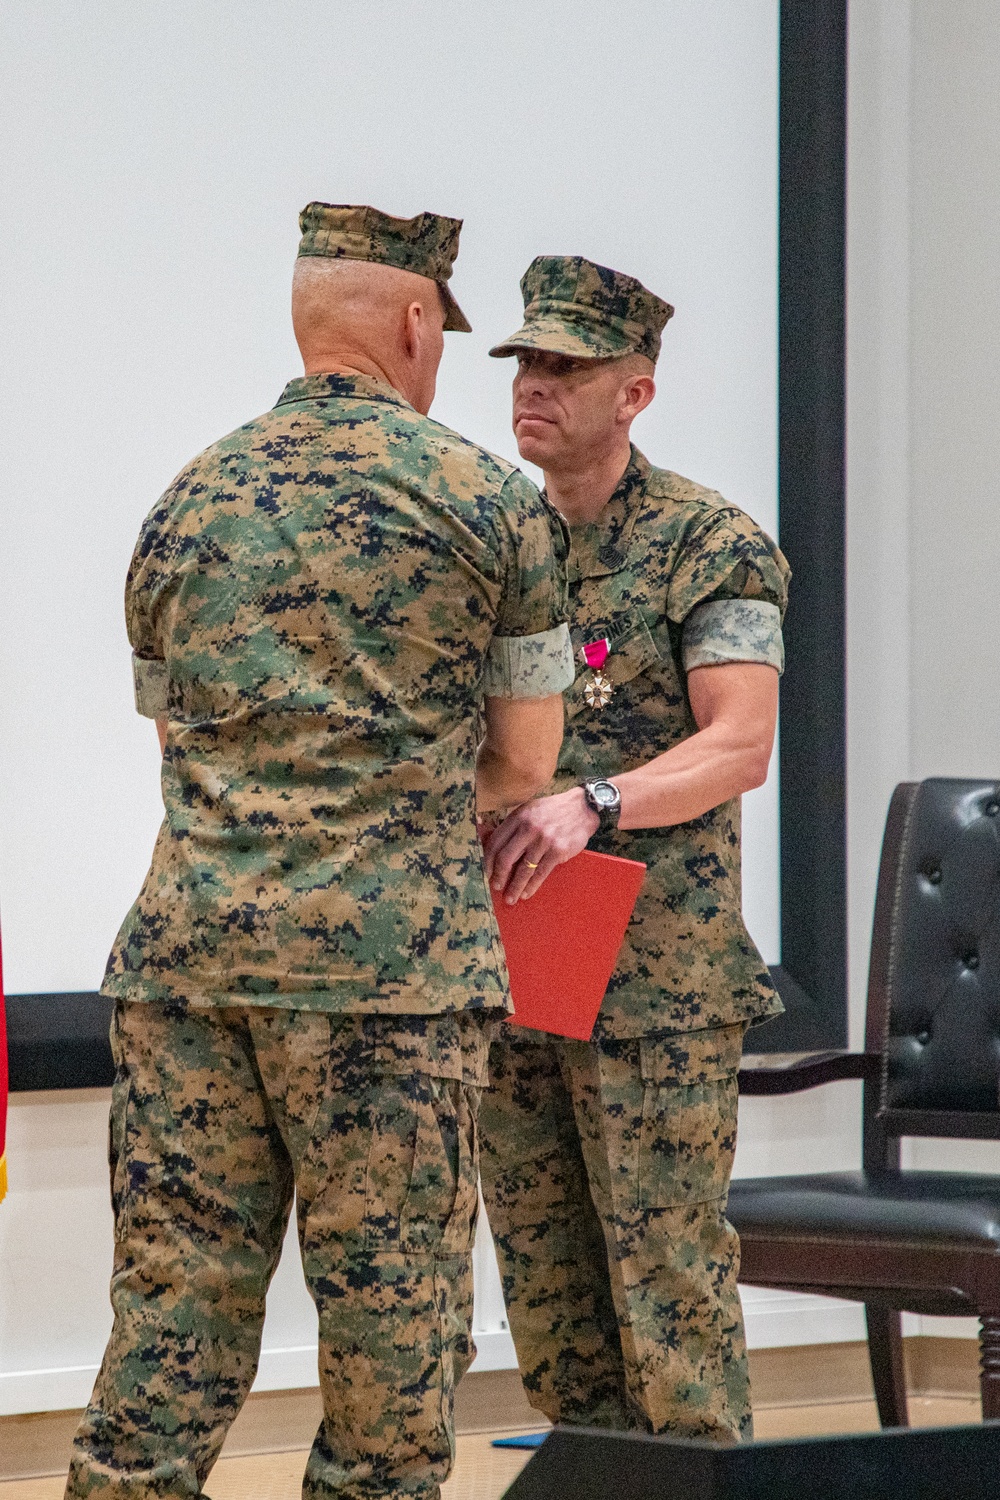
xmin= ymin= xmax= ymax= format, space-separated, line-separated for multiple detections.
xmin=864 ymin=779 xmax=1000 ymax=1169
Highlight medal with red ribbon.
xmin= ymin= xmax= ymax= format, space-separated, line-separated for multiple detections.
xmin=578 ymin=636 xmax=613 ymax=710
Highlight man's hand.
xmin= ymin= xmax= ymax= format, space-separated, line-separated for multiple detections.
xmin=484 ymin=787 xmax=599 ymax=904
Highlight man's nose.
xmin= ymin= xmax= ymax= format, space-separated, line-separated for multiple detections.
xmin=517 ymin=369 xmax=549 ymax=398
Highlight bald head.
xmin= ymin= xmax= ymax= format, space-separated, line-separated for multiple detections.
xmin=291 ymin=257 xmax=446 ymax=414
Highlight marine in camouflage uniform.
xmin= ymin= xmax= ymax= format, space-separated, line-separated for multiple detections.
xmin=478 ymin=257 xmax=790 ymax=1443
xmin=66 ymin=207 xmax=574 ymax=1500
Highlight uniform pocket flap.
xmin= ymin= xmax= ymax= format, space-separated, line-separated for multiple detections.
xmin=565 ymin=614 xmax=662 ymax=720
xmin=639 ymin=1023 xmax=746 ymax=1087
xmin=371 ymin=1014 xmax=491 ymax=1085
xmin=605 ymin=617 xmax=662 ymax=685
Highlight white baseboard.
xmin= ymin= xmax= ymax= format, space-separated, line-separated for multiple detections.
xmin=0 ymin=1331 xmax=522 ymax=1419
xmin=469 ymin=1327 xmax=520 ymax=1372
xmin=0 ymin=1365 xmax=99 ymax=1419
xmin=906 ymin=1314 xmax=979 ymax=1340
xmin=0 ymin=1348 xmax=332 ymax=1417
xmin=740 ymin=1289 xmax=866 ymax=1349
xmin=251 ymin=1345 xmax=321 ymax=1391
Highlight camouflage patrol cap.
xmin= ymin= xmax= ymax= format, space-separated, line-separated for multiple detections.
xmin=297 ymin=202 xmax=471 ymax=332
xmin=490 ymin=255 xmax=673 ymax=363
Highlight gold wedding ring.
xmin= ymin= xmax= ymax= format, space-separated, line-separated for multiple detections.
xmin=525 ymin=860 xmax=539 ymax=869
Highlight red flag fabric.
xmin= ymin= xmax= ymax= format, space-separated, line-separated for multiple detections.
xmin=0 ymin=929 xmax=7 ymax=1202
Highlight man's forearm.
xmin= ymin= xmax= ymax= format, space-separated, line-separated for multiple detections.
xmin=476 ymin=744 xmax=550 ymax=811
xmin=483 ymin=724 xmax=770 ymax=902
xmin=484 ymin=664 xmax=778 ymax=900
xmin=614 ymin=721 xmax=771 ymax=830
xmin=476 ymin=691 xmax=564 ymax=811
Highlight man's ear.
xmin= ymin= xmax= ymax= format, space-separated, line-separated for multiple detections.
xmin=619 ymin=374 xmax=656 ymax=424
xmin=403 ymin=300 xmax=424 ymax=360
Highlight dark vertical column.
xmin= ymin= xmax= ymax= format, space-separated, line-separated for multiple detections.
xmin=766 ymin=0 xmax=848 ymax=1049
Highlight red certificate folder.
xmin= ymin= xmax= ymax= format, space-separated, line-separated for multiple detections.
xmin=492 ymin=850 xmax=647 ymax=1041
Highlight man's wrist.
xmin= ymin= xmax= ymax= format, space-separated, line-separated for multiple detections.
xmin=570 ymin=786 xmax=601 ymax=836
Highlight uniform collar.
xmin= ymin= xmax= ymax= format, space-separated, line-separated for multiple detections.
xmin=275 ymin=372 xmax=414 ymax=410
xmin=565 ymin=446 xmax=651 ymax=581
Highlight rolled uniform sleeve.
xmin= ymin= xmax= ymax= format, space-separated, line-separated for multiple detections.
xmin=132 ymin=654 xmax=169 ymax=718
xmin=482 ymin=623 xmax=575 ymax=698
xmin=682 ymin=599 xmax=784 ymax=672
xmin=486 ymin=470 xmax=575 ymax=699
xmin=667 ymin=510 xmax=790 ymax=676
xmin=125 ymin=522 xmax=168 ymax=719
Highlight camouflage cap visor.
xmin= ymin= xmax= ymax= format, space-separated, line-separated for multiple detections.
xmin=489 ymin=307 xmax=648 ymax=361
xmin=438 ymin=281 xmax=472 ymax=334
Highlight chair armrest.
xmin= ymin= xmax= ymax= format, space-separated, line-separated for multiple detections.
xmin=737 ymin=1050 xmax=881 ymax=1095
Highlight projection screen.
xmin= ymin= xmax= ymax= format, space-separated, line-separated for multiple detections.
xmin=0 ymin=0 xmax=779 ymax=1001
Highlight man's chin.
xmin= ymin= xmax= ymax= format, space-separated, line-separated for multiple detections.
xmin=514 ymin=429 xmax=558 ymax=467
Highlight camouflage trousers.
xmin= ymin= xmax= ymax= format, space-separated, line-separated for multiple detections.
xmin=478 ymin=1022 xmax=750 ymax=1444
xmin=66 ymin=1000 xmax=495 ymax=1500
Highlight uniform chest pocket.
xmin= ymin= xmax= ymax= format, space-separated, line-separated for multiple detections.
xmin=565 ymin=612 xmax=663 ymax=721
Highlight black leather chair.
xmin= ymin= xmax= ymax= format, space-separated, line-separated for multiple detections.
xmin=730 ymin=778 xmax=1000 ymax=1425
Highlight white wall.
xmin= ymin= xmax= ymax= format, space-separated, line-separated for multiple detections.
xmin=906 ymin=4 xmax=1000 ymax=782
xmin=847 ymin=0 xmax=1000 ymax=1035
xmin=902 ymin=0 xmax=1000 ymax=1315
xmin=0 ymin=0 xmax=789 ymax=1417
xmin=845 ymin=0 xmax=914 ymax=1034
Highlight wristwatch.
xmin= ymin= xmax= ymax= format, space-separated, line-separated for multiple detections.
xmin=581 ymin=777 xmax=622 ymax=832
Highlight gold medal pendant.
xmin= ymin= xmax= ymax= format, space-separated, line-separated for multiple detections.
xmin=584 ymin=670 xmax=613 ymax=710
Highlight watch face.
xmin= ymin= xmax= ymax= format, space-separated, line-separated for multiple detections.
xmin=592 ymin=781 xmax=619 ymax=808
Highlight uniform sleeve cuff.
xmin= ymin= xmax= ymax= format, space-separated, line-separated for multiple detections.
xmin=682 ymin=600 xmax=784 ymax=673
xmin=483 ymin=623 xmax=575 ymax=698
xmin=132 ymin=654 xmax=169 ymax=718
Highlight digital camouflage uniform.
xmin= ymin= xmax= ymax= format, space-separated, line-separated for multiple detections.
xmin=479 ymin=257 xmax=790 ymax=1444
xmin=67 ymin=208 xmax=573 ymax=1500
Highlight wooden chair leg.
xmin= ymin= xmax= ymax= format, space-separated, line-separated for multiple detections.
xmin=865 ymin=1304 xmax=908 ymax=1427
xmin=979 ymin=1314 xmax=1000 ymax=1421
